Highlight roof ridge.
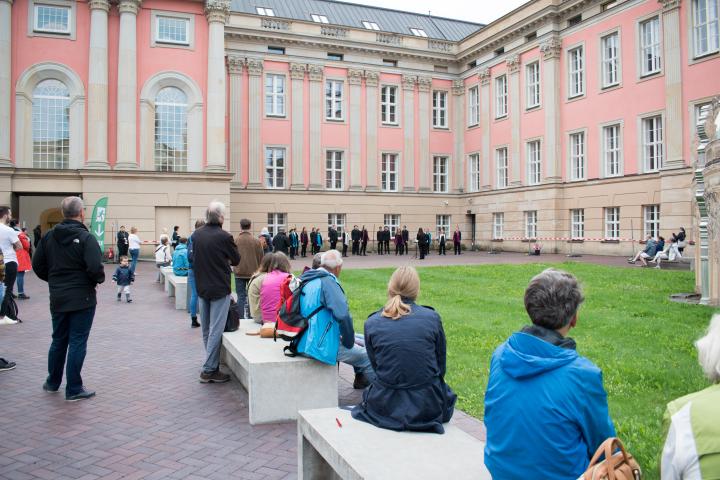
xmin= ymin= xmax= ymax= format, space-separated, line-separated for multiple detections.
xmin=314 ymin=0 xmax=484 ymax=27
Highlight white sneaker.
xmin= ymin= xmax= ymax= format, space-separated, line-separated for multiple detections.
xmin=0 ymin=317 xmax=18 ymax=325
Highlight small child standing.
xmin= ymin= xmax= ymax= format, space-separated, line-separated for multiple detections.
xmin=113 ymin=256 xmax=135 ymax=303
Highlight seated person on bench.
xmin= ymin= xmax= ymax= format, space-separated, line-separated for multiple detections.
xmin=352 ymin=266 xmax=457 ymax=433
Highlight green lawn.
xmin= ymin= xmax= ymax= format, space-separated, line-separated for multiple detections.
xmin=337 ymin=262 xmax=718 ymax=479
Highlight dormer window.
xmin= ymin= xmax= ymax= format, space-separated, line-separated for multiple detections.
xmin=362 ymin=21 xmax=380 ymax=30
xmin=410 ymin=28 xmax=428 ymax=37
xmin=256 ymin=7 xmax=274 ymax=16
xmin=311 ymin=14 xmax=329 ymax=24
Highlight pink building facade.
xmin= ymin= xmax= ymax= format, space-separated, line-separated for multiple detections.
xmin=1 ymin=0 xmax=718 ymax=255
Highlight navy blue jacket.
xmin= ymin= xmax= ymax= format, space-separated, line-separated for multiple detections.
xmin=352 ymin=302 xmax=457 ymax=433
xmin=112 ymin=265 xmax=134 ymax=286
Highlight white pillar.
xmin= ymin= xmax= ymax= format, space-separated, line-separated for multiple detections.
xmin=402 ymin=75 xmax=416 ymax=192
xmin=661 ymin=0 xmax=684 ymax=169
xmin=479 ymin=69 xmax=491 ymax=189
xmin=418 ymin=76 xmax=432 ymax=192
xmin=0 ymin=0 xmax=12 ymax=167
xmin=290 ymin=62 xmax=306 ymax=189
xmin=308 ymin=64 xmax=324 ymax=189
xmin=115 ymin=0 xmax=140 ymax=169
xmin=204 ymin=0 xmax=229 ymax=172
xmin=507 ymin=55 xmax=521 ymax=186
xmin=540 ymin=36 xmax=562 ymax=182
xmin=227 ymin=56 xmax=245 ymax=185
xmin=349 ymin=68 xmax=363 ymax=191
xmin=86 ymin=0 xmax=110 ymax=169
xmin=452 ymin=79 xmax=465 ymax=192
xmin=247 ymin=58 xmax=263 ymax=187
xmin=364 ymin=70 xmax=379 ymax=191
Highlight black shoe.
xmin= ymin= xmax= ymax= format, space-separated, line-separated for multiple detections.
xmin=117 ymin=293 xmax=121 ymax=302
xmin=0 ymin=358 xmax=16 ymax=372
xmin=43 ymin=381 xmax=59 ymax=393
xmin=18 ymin=293 xmax=29 ymax=300
xmin=191 ymin=316 xmax=200 ymax=328
xmin=200 ymin=370 xmax=230 ymax=383
xmin=65 ymin=388 xmax=95 ymax=402
xmin=353 ymin=373 xmax=370 ymax=389
xmin=126 ymin=295 xmax=132 ymax=303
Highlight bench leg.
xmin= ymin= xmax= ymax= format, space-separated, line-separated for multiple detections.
xmin=299 ymin=435 xmax=341 ymax=480
xmin=175 ymin=285 xmax=187 ymax=310
xmin=167 ymin=283 xmax=175 ymax=298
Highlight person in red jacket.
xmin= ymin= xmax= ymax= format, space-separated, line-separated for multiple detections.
xmin=16 ymin=226 xmax=32 ymax=300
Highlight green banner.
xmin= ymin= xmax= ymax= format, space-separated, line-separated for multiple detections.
xmin=90 ymin=197 xmax=108 ymax=251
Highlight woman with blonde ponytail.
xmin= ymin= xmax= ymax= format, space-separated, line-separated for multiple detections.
xmin=352 ymin=266 xmax=457 ymax=433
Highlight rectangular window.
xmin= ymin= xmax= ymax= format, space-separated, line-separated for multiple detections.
xmin=383 ymin=59 xmax=398 ymax=67
xmin=381 ymin=153 xmax=398 ymax=192
xmin=642 ymin=115 xmax=663 ymax=172
xmin=601 ymin=32 xmax=620 ymax=88
xmin=325 ymin=80 xmax=344 ymax=120
xmin=384 ymin=214 xmax=400 ymax=236
xmin=34 ymin=4 xmax=71 ymax=34
xmin=325 ymin=150 xmax=344 ymax=190
xmin=256 ymin=7 xmax=274 ymax=16
xmin=469 ymin=153 xmax=481 ymax=192
xmin=603 ymin=124 xmax=621 ymax=177
xmin=605 ymin=207 xmax=620 ymax=239
xmin=640 ymin=17 xmax=662 ymax=76
xmin=526 ymin=62 xmax=540 ymax=109
xmin=496 ymin=147 xmax=508 ymax=189
xmin=495 ymin=75 xmax=508 ymax=118
xmin=381 ymin=85 xmax=398 ymax=125
xmin=468 ymin=86 xmax=479 ymax=126
xmin=568 ymin=46 xmax=585 ymax=98
xmin=268 ymin=46 xmax=285 ymax=55
xmin=311 ymin=14 xmax=329 ymax=23
xmin=436 ymin=215 xmax=451 ymax=237
xmin=432 ymin=91 xmax=448 ymax=128
xmin=433 ymin=156 xmax=449 ymax=193
xmin=328 ymin=213 xmax=346 ymax=236
xmin=570 ymin=131 xmax=585 ymax=180
xmin=525 ymin=210 xmax=537 ymax=239
xmin=568 ymin=14 xmax=582 ymax=27
xmin=327 ymin=52 xmax=344 ymax=61
xmin=155 ymin=16 xmax=189 ymax=45
xmin=265 ymin=74 xmax=285 ymax=117
xmin=527 ymin=140 xmax=541 ymax=185
xmin=362 ymin=21 xmax=380 ymax=30
xmin=693 ymin=0 xmax=719 ymax=57
xmin=493 ymin=213 xmax=504 ymax=240
xmin=264 ymin=147 xmax=285 ymax=189
xmin=571 ymin=209 xmax=585 ymax=239
xmin=267 ymin=213 xmax=286 ymax=237
xmin=410 ymin=28 xmax=428 ymax=37
xmin=644 ymin=205 xmax=660 ymax=238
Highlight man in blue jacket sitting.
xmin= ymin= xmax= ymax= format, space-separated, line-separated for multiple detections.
xmin=483 ymin=268 xmax=616 ymax=480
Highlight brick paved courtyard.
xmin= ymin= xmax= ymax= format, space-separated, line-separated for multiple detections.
xmin=0 ymin=261 xmax=487 ymax=480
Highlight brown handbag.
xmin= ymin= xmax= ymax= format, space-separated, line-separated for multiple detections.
xmin=579 ymin=437 xmax=642 ymax=480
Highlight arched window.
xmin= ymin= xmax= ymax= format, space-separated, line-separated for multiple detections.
xmin=154 ymin=86 xmax=188 ymax=172
xmin=32 ymin=79 xmax=70 ymax=169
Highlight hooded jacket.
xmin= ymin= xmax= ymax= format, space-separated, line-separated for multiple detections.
xmin=484 ymin=329 xmax=616 ymax=480
xmin=32 ymin=219 xmax=105 ymax=312
xmin=172 ymin=243 xmax=190 ymax=276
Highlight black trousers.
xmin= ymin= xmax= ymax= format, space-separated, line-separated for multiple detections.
xmin=330 ymin=241 xmax=337 ymax=250
xmin=352 ymin=241 xmax=359 ymax=255
xmin=360 ymin=242 xmax=367 ymax=255
xmin=301 ymin=243 xmax=307 ymax=257
xmin=117 ymin=244 xmax=129 ymax=257
xmin=1 ymin=261 xmax=17 ymax=316
xmin=342 ymin=244 xmax=348 ymax=257
xmin=439 ymin=242 xmax=446 ymax=255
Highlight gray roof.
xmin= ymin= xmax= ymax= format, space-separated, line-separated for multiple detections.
xmin=230 ymin=0 xmax=483 ymax=41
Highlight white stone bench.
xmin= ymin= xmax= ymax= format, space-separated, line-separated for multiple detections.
xmin=166 ymin=273 xmax=188 ymax=310
xmin=221 ymin=320 xmax=338 ymax=425
xmin=297 ymin=407 xmax=491 ymax=480
xmin=160 ymin=266 xmax=173 ymax=292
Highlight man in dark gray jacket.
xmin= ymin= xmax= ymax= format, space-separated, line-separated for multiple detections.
xmin=33 ymin=196 xmax=105 ymax=401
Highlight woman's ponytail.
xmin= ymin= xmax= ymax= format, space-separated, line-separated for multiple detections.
xmin=381 ymin=266 xmax=420 ymax=320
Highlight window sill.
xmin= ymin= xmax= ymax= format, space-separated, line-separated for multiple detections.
xmin=566 ymin=93 xmax=586 ymax=104
xmin=567 ymin=239 xmax=584 ymax=243
xmin=521 ymin=238 xmax=538 ymax=243
xmin=324 ymin=118 xmax=346 ymax=124
xmin=491 ymin=239 xmax=504 ymax=242
xmin=599 ymin=83 xmax=622 ymax=93
xmin=525 ymin=105 xmax=541 ymax=112
xmin=601 ymin=239 xmax=620 ymax=244
xmin=432 ymin=126 xmax=450 ymax=131
xmin=689 ymin=50 xmax=720 ymax=66
xmin=494 ymin=115 xmax=508 ymax=123
xmin=380 ymin=123 xmax=401 ymax=128
xmin=636 ymin=71 xmax=663 ymax=84
xmin=265 ymin=115 xmax=288 ymax=121
xmin=466 ymin=123 xmax=480 ymax=130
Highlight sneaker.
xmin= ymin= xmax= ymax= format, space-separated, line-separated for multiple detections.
xmin=42 ymin=381 xmax=59 ymax=393
xmin=0 ymin=317 xmax=18 ymax=325
xmin=627 ymin=259 xmax=636 ymax=264
xmin=199 ymin=370 xmax=230 ymax=383
xmin=17 ymin=293 xmax=29 ymax=300
xmin=353 ymin=373 xmax=370 ymax=389
xmin=0 ymin=358 xmax=16 ymax=371
xmin=117 ymin=293 xmax=121 ymax=302
xmin=65 ymin=388 xmax=96 ymax=402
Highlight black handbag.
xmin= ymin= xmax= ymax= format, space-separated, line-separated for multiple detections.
xmin=224 ymin=299 xmax=240 ymax=332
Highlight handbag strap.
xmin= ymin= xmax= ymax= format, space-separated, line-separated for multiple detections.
xmin=586 ymin=437 xmax=629 ymax=480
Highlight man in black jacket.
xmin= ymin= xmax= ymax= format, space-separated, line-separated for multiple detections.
xmin=116 ymin=225 xmax=129 ymax=260
xmin=350 ymin=225 xmax=360 ymax=255
xmin=188 ymin=201 xmax=240 ymax=383
xmin=272 ymin=229 xmax=290 ymax=255
xmin=328 ymin=225 xmax=338 ymax=250
xmin=402 ymin=226 xmax=409 ymax=256
xmin=32 ymin=197 xmax=105 ymax=401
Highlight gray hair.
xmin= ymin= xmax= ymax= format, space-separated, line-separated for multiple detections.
xmin=61 ymin=196 xmax=84 ymax=219
xmin=524 ymin=268 xmax=584 ymax=330
xmin=697 ymin=314 xmax=720 ymax=383
xmin=320 ymin=249 xmax=343 ymax=270
xmin=311 ymin=253 xmax=322 ymax=269
xmin=206 ymin=201 xmax=225 ymax=225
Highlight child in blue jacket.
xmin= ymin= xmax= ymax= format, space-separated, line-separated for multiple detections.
xmin=113 ymin=256 xmax=135 ymax=303
xmin=172 ymin=238 xmax=190 ymax=277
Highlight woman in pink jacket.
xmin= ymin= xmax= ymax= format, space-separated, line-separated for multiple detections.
xmin=259 ymin=253 xmax=292 ymax=323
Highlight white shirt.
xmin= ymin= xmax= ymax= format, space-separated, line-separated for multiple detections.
xmin=0 ymin=223 xmax=19 ymax=263
xmin=128 ymin=234 xmax=141 ymax=250
xmin=661 ymin=402 xmax=702 ymax=480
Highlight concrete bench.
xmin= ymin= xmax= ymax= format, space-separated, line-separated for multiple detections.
xmin=221 ymin=320 xmax=338 ymax=425
xmin=659 ymin=257 xmax=693 ymax=270
xmin=166 ymin=273 xmax=188 ymax=310
xmin=297 ymin=407 xmax=491 ymax=480
xmin=160 ymin=266 xmax=173 ymax=292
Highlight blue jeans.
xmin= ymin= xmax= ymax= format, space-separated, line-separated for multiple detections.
xmin=337 ymin=334 xmax=376 ymax=381
xmin=16 ymin=271 xmax=25 ymax=294
xmin=129 ymin=248 xmax=140 ymax=273
xmin=47 ymin=307 xmax=95 ymax=396
xmin=198 ymin=295 xmax=230 ymax=374
xmin=235 ymin=277 xmax=250 ymax=319
xmin=188 ymin=269 xmax=198 ymax=317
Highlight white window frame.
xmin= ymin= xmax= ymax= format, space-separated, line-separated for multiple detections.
xmin=432 ymin=156 xmax=449 ymax=193
xmin=33 ymin=3 xmax=71 ymax=34
xmin=601 ymin=122 xmax=623 ymax=177
xmin=432 ymin=90 xmax=448 ymax=129
xmin=362 ymin=21 xmax=380 ymax=30
xmin=325 ymin=79 xmax=344 ymax=121
xmin=638 ymin=16 xmax=662 ymax=77
xmin=155 ymin=15 xmax=190 ymax=46
xmin=569 ymin=130 xmax=586 ymax=181
xmin=29 ymin=0 xmax=76 ymax=39
xmin=256 ymin=7 xmax=275 ymax=16
xmin=567 ymin=45 xmax=585 ymax=99
xmin=384 ymin=214 xmax=400 ymax=236
xmin=571 ymin=209 xmax=585 ymax=240
xmin=150 ymin=10 xmax=195 ymax=49
xmin=643 ymin=205 xmax=660 ymax=238
xmin=311 ymin=14 xmax=329 ymax=24
xmin=325 ymin=150 xmax=344 ymax=190
xmin=600 ymin=31 xmax=620 ymax=88
xmin=381 ymin=152 xmax=399 ymax=192
xmin=328 ymin=213 xmax=346 ymax=236
xmin=265 ymin=73 xmax=286 ymax=118
xmin=605 ymin=207 xmax=620 ymax=240
xmin=380 ymin=85 xmax=399 ymax=125
xmin=267 ymin=213 xmax=286 ymax=237
xmin=525 ymin=61 xmax=540 ymax=109
xmin=525 ymin=210 xmax=538 ymax=239
xmin=264 ymin=146 xmax=286 ymax=189
xmin=493 ymin=213 xmax=504 ymax=240
xmin=495 ymin=147 xmax=508 ymax=189
xmin=436 ymin=215 xmax=451 ymax=237
xmin=468 ymin=153 xmax=481 ymax=193
xmin=526 ymin=139 xmax=542 ymax=185
xmin=410 ymin=28 xmax=428 ymax=37
xmin=468 ymin=85 xmax=479 ymax=127
xmin=641 ymin=114 xmax=664 ymax=172
xmin=495 ymin=75 xmax=508 ymax=118
xmin=692 ymin=0 xmax=719 ymax=58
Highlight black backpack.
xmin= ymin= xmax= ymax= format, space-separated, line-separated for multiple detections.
xmin=2 ymin=294 xmax=20 ymax=322
xmin=275 ymin=279 xmax=323 ymax=356
xmin=224 ymin=298 xmax=240 ymax=332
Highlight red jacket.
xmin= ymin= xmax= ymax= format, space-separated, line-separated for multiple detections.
xmin=17 ymin=232 xmax=32 ymax=272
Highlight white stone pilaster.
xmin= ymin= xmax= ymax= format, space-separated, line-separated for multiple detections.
xmin=661 ymin=0 xmax=684 ymax=169
xmin=247 ymin=58 xmax=263 ymax=187
xmin=365 ymin=70 xmax=379 ymax=191
xmin=290 ymin=62 xmax=306 ymax=189
xmin=115 ymin=0 xmax=140 ymax=169
xmin=0 ymin=0 xmax=12 ymax=167
xmin=204 ymin=0 xmax=229 ymax=172
xmin=349 ymin=68 xmax=363 ymax=191
xmin=479 ymin=69 xmax=491 ymax=189
xmin=540 ymin=36 xmax=562 ymax=182
xmin=228 ymin=56 xmax=245 ymax=184
xmin=308 ymin=64 xmax=324 ymax=189
xmin=86 ymin=0 xmax=110 ymax=169
xmin=418 ymin=76 xmax=432 ymax=192
xmin=452 ymin=79 xmax=465 ymax=192
xmin=507 ymin=55 xmax=521 ymax=185
xmin=402 ymin=75 xmax=416 ymax=192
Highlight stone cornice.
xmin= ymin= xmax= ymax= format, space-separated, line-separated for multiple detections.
xmin=227 ymin=55 xmax=245 ymax=74
xmin=659 ymin=0 xmax=682 ymax=12
xmin=246 ymin=57 xmax=263 ymax=76
xmin=452 ymin=79 xmax=465 ymax=95
xmin=348 ymin=68 xmax=364 ymax=86
xmin=117 ymin=0 xmax=141 ymax=15
xmin=88 ymin=0 xmax=110 ymax=12
xmin=417 ymin=76 xmax=432 ymax=93
xmin=364 ymin=70 xmax=379 ymax=87
xmin=205 ymin=0 xmax=230 ymax=24
xmin=289 ymin=62 xmax=306 ymax=80
xmin=479 ymin=68 xmax=491 ymax=86
xmin=308 ymin=64 xmax=324 ymax=82
xmin=540 ymin=35 xmax=562 ymax=61
xmin=401 ymin=74 xmax=417 ymax=91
